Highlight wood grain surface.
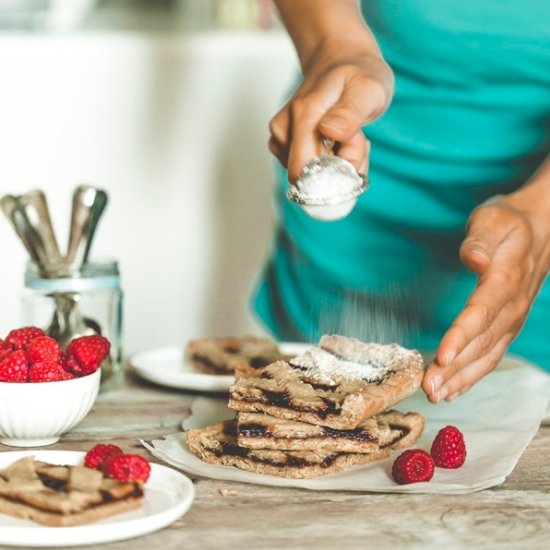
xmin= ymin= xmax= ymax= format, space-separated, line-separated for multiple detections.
xmin=1 ymin=372 xmax=549 ymax=550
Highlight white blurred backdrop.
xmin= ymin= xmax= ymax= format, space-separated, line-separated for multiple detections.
xmin=0 ymin=29 xmax=298 ymax=353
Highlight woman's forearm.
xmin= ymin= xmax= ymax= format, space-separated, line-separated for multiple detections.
xmin=274 ymin=0 xmax=382 ymax=72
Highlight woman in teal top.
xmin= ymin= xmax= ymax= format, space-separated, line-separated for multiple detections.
xmin=255 ymin=0 xmax=550 ymax=403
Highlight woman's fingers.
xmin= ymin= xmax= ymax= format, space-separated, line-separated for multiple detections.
xmin=269 ymin=104 xmax=291 ymax=151
xmin=287 ymin=93 xmax=331 ymax=182
xmin=332 ymin=133 xmax=370 ymax=174
xmin=440 ymin=336 xmax=511 ymax=400
xmin=424 ymin=311 xmax=516 ymax=402
xmin=435 ymin=268 xmax=516 ymax=368
xmin=268 ymin=136 xmax=288 ymax=167
xmin=319 ymin=74 xmax=387 ymax=142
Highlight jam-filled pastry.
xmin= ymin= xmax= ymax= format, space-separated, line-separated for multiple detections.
xmin=186 ymin=420 xmax=391 ymax=479
xmin=0 ymin=457 xmax=143 ymax=527
xmin=186 ymin=336 xmax=288 ymax=375
xmin=228 ymin=335 xmax=425 ymax=430
xmin=236 ymin=410 xmax=425 ymax=453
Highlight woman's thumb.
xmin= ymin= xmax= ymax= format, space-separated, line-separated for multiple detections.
xmin=460 ymin=210 xmax=499 ymax=274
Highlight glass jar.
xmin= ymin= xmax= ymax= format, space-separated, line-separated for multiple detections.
xmin=22 ymin=260 xmax=123 ymax=390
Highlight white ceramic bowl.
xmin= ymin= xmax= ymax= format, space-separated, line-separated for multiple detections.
xmin=0 ymin=369 xmax=101 ymax=447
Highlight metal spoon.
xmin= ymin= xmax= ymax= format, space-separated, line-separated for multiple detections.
xmin=17 ymin=190 xmax=65 ymax=277
xmin=47 ymin=186 xmax=109 ymax=346
xmin=1 ymin=194 xmax=51 ymax=277
xmin=66 ymin=185 xmax=108 ymax=271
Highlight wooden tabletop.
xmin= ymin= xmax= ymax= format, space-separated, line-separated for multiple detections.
xmin=2 ymin=372 xmax=549 ymax=550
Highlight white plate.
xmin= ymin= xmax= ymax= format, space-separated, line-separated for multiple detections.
xmin=130 ymin=342 xmax=309 ymax=393
xmin=0 ymin=450 xmax=195 ymax=548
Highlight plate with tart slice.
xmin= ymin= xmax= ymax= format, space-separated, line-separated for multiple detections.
xmin=0 ymin=450 xmax=194 ymax=547
xmin=130 ymin=337 xmax=306 ymax=393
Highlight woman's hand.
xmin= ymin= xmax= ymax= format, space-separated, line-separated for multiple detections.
xmin=423 ymin=192 xmax=550 ymax=402
xmin=269 ymin=45 xmax=394 ymax=183
xmin=270 ymin=0 xmax=394 ymax=182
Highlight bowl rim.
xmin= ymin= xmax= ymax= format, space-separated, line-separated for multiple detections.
xmin=0 ymin=368 xmax=101 ymax=389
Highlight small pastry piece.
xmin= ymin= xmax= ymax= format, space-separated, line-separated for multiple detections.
xmin=186 ymin=420 xmax=390 ymax=479
xmin=236 ymin=410 xmax=425 ymax=453
xmin=0 ymin=457 xmax=144 ymax=527
xmin=186 ymin=336 xmax=288 ymax=375
xmin=228 ymin=335 xmax=425 ymax=430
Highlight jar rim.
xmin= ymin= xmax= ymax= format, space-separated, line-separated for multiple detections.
xmin=25 ymin=259 xmax=120 ymax=292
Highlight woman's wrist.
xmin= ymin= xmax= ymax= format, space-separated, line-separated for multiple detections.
xmin=506 ymin=158 xmax=550 ymax=223
xmin=300 ymin=30 xmax=383 ymax=74
xmin=503 ymin=159 xmax=550 ymax=270
xmin=274 ymin=0 xmax=383 ymax=73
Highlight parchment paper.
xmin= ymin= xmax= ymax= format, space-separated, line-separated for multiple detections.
xmin=142 ymin=360 xmax=550 ymax=494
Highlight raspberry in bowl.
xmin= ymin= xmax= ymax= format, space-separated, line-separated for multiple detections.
xmin=0 ymin=327 xmax=109 ymax=447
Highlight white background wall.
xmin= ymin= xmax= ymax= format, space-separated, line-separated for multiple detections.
xmin=0 ymin=31 xmax=298 ymax=353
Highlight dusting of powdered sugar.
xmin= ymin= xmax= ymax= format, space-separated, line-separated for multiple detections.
xmin=289 ymin=343 xmax=417 ymax=385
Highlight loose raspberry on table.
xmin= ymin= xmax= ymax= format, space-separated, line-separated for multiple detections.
xmin=84 ymin=444 xmax=124 ymax=470
xmin=27 ymin=336 xmax=62 ymax=365
xmin=0 ymin=351 xmax=30 ymax=382
xmin=103 ymin=453 xmax=151 ymax=483
xmin=392 ymin=449 xmax=435 ymax=484
xmin=66 ymin=335 xmax=110 ymax=376
xmin=4 ymin=327 xmax=45 ymax=351
xmin=431 ymin=425 xmax=467 ymax=469
xmin=28 ymin=361 xmax=68 ymax=383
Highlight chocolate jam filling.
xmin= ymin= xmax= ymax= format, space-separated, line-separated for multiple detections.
xmin=223 ymin=345 xmax=241 ymax=354
xmin=288 ymin=361 xmax=308 ymax=372
xmin=321 ymin=454 xmax=339 ymax=468
xmin=100 ymin=485 xmax=143 ymax=503
xmin=286 ymin=456 xmax=308 ymax=468
xmin=215 ymin=441 xmax=344 ymax=470
xmin=380 ymin=424 xmax=411 ymax=448
xmin=239 ymin=423 xmax=375 ymax=442
xmin=261 ymin=390 xmax=341 ymax=419
xmin=322 ymin=427 xmax=376 ymax=441
xmin=218 ymin=443 xmax=250 ymax=458
xmin=249 ymin=357 xmax=271 ymax=369
xmin=39 ymin=477 xmax=66 ymax=492
xmin=309 ymin=382 xmax=337 ymax=392
xmin=192 ymin=354 xmax=229 ymax=374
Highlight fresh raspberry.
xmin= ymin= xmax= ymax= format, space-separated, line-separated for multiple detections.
xmin=66 ymin=335 xmax=110 ymax=376
xmin=431 ymin=426 xmax=467 ymax=469
xmin=62 ymin=370 xmax=75 ymax=380
xmin=84 ymin=444 xmax=124 ymax=470
xmin=0 ymin=347 xmax=11 ymax=363
xmin=28 ymin=361 xmax=68 ymax=383
xmin=103 ymin=454 xmax=151 ymax=483
xmin=4 ymin=326 xmax=45 ymax=351
xmin=65 ymin=354 xmax=81 ymax=374
xmin=0 ymin=351 xmax=30 ymax=382
xmin=392 ymin=449 xmax=435 ymax=484
xmin=27 ymin=336 xmax=62 ymax=365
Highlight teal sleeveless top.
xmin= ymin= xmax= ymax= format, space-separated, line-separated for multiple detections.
xmin=254 ymin=0 xmax=550 ymax=370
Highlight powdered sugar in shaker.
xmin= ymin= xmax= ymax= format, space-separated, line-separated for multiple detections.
xmin=286 ymin=138 xmax=368 ymax=221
